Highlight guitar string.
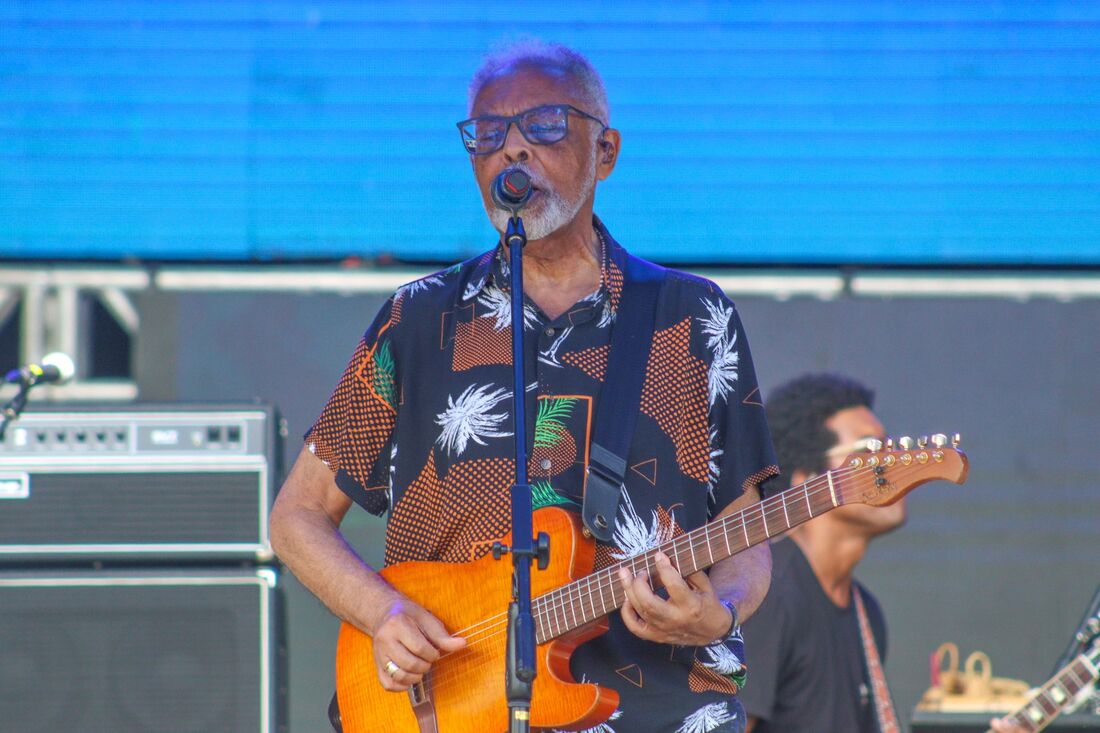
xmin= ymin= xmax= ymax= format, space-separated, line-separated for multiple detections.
xmin=400 ymin=461 xmax=900 ymax=692
xmin=418 ymin=460 xmax=927 ymax=694
xmin=442 ymin=460 xmax=874 ymax=644
xmin=448 ymin=460 xmax=877 ymax=644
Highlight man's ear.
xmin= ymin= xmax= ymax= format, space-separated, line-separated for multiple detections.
xmin=596 ymin=128 xmax=621 ymax=180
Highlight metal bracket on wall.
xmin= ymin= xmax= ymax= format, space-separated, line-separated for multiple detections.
xmin=0 ymin=267 xmax=149 ymax=401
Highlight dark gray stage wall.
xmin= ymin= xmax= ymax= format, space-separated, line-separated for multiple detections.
xmin=136 ymin=287 xmax=1100 ymax=733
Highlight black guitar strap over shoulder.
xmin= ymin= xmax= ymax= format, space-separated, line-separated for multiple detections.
xmin=582 ymin=254 xmax=667 ymax=543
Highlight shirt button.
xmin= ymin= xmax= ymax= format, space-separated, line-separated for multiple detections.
xmin=544 ymin=326 xmax=556 ymax=336
xmin=539 ymin=458 xmax=552 ymax=470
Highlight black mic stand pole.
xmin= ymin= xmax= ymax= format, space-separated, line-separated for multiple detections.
xmin=490 ymin=211 xmax=549 ymax=733
xmin=0 ymin=379 xmax=34 ymax=443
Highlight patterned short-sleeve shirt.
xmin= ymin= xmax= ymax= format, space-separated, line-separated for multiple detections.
xmin=308 ymin=217 xmax=777 ymax=733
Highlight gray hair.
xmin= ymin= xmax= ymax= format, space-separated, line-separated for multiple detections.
xmin=467 ymin=39 xmax=610 ymax=124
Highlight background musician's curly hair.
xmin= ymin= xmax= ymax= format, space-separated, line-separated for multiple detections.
xmin=763 ymin=373 xmax=875 ymax=494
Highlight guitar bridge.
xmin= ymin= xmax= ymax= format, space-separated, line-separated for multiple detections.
xmin=409 ymin=679 xmax=428 ymax=707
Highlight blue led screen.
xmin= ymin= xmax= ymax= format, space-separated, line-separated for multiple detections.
xmin=2 ymin=1 xmax=1099 ymax=264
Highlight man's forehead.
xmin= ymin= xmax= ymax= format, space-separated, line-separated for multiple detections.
xmin=472 ymin=62 xmax=579 ymax=113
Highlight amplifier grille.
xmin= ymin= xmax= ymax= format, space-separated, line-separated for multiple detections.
xmin=0 ymin=471 xmax=262 ymax=550
xmin=0 ymin=571 xmax=278 ymax=733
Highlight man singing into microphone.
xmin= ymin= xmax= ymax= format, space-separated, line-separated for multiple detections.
xmin=271 ymin=40 xmax=777 ymax=733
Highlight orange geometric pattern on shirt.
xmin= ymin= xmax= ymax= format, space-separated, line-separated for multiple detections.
xmin=607 ymin=258 xmax=624 ymax=312
xmin=453 ymin=317 xmax=512 ymax=371
xmin=561 ymin=343 xmax=608 ymax=382
xmin=688 ymin=661 xmax=739 ymax=695
xmin=309 ymin=336 xmax=396 ymax=491
xmin=385 ymin=451 xmax=515 ymax=565
xmin=640 ymin=318 xmax=710 ymax=484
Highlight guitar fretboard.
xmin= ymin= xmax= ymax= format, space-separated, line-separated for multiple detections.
xmin=1001 ymin=645 xmax=1100 ymax=733
xmin=531 ymin=463 xmax=871 ymax=643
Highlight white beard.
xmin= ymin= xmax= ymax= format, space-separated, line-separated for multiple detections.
xmin=485 ymin=157 xmax=597 ymax=241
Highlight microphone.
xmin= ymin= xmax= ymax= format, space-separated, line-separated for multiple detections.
xmin=490 ymin=168 xmax=533 ymax=214
xmin=4 ymin=352 xmax=76 ymax=386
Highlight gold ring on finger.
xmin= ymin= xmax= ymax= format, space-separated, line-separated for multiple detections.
xmin=384 ymin=659 xmax=400 ymax=677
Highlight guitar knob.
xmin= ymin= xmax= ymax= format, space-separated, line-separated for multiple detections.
xmin=931 ymin=433 xmax=948 ymax=448
xmin=899 ymin=436 xmax=914 ymax=450
xmin=885 ymin=437 xmax=895 ymax=450
xmin=866 ymin=438 xmax=884 ymax=452
xmin=918 ymin=435 xmax=929 ymax=449
xmin=952 ymin=433 xmax=962 ymax=448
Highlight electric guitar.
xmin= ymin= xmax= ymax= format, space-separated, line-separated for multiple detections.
xmin=335 ymin=435 xmax=969 ymax=733
xmin=986 ymin=617 xmax=1100 ymax=733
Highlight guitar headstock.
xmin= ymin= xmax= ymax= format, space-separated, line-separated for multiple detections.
xmin=838 ymin=433 xmax=969 ymax=507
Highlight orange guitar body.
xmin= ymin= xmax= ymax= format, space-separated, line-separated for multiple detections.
xmin=334 ymin=507 xmax=619 ymax=733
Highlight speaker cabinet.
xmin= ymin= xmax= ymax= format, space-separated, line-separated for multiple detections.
xmin=0 ymin=403 xmax=283 ymax=563
xmin=0 ymin=569 xmax=285 ymax=733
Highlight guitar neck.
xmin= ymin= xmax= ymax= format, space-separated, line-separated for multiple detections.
xmin=533 ymin=464 xmax=868 ymax=643
xmin=998 ymin=646 xmax=1100 ymax=733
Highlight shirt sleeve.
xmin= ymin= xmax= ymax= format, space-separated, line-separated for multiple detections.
xmin=702 ymin=294 xmax=779 ymax=518
xmin=304 ymin=296 xmax=398 ymax=515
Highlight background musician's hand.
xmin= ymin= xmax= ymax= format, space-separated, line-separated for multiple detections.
xmin=370 ymin=593 xmax=466 ymax=692
xmin=618 ymin=551 xmax=733 ymax=645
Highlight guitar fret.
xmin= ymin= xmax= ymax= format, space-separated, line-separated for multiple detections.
xmin=804 ymin=485 xmax=814 ymax=518
xmin=722 ymin=516 xmax=732 ymax=556
xmin=741 ymin=515 xmax=750 ymax=546
xmin=704 ymin=524 xmax=715 ymax=566
xmin=687 ymin=534 xmax=698 ymax=572
xmin=827 ymin=471 xmax=838 ymax=506
xmin=780 ymin=492 xmax=790 ymax=529
xmin=761 ymin=505 xmax=771 ymax=538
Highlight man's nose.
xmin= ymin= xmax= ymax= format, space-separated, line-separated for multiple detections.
xmin=500 ymin=120 xmax=530 ymax=162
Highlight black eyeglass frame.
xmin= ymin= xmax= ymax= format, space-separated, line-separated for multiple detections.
xmin=456 ymin=104 xmax=608 ymax=156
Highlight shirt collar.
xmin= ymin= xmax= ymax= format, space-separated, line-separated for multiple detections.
xmin=461 ymin=215 xmax=625 ymax=315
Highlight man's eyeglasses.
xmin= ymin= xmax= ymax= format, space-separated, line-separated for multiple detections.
xmin=456 ymin=104 xmax=607 ymax=156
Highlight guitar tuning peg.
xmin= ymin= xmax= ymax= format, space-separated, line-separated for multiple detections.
xmin=952 ymin=433 xmax=961 ymax=448
xmin=931 ymin=433 xmax=947 ymax=448
xmin=899 ymin=436 xmax=914 ymax=450
xmin=866 ymin=438 xmax=884 ymax=452
xmin=918 ymin=435 xmax=929 ymax=449
xmin=885 ymin=437 xmax=895 ymax=450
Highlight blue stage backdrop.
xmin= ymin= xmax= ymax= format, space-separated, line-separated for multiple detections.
xmin=2 ymin=1 xmax=1099 ymax=264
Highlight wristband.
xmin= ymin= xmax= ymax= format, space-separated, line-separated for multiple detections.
xmin=717 ymin=598 xmax=739 ymax=642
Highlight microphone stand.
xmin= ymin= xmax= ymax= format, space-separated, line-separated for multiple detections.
xmin=0 ymin=379 xmax=33 ymax=443
xmin=491 ymin=211 xmax=550 ymax=733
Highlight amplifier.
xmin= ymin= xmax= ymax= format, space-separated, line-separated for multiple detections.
xmin=0 ymin=568 xmax=285 ymax=733
xmin=0 ymin=403 xmax=284 ymax=563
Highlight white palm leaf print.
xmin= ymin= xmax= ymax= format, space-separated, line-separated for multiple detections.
xmin=538 ymin=326 xmax=573 ymax=368
xmin=387 ymin=443 xmax=398 ymax=505
xmin=698 ymin=297 xmax=740 ymax=407
xmin=552 ymin=708 xmax=622 ymax=733
xmin=395 ymin=274 xmax=444 ymax=302
xmin=676 ymin=701 xmax=735 ymax=733
xmin=434 ymin=383 xmax=513 ymax=456
xmin=462 ymin=276 xmax=486 ymax=301
xmin=610 ymin=490 xmax=674 ymax=560
xmin=706 ymin=426 xmax=723 ymax=504
xmin=478 ymin=285 xmax=540 ymax=331
xmin=701 ymin=630 xmax=745 ymax=675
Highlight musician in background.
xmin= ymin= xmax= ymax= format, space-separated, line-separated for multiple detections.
xmin=739 ymin=373 xmax=901 ymax=733
xmin=270 ymin=40 xmax=778 ymax=732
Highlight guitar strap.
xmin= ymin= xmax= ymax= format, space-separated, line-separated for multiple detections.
xmin=854 ymin=585 xmax=901 ymax=733
xmin=582 ymin=253 xmax=667 ymax=543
